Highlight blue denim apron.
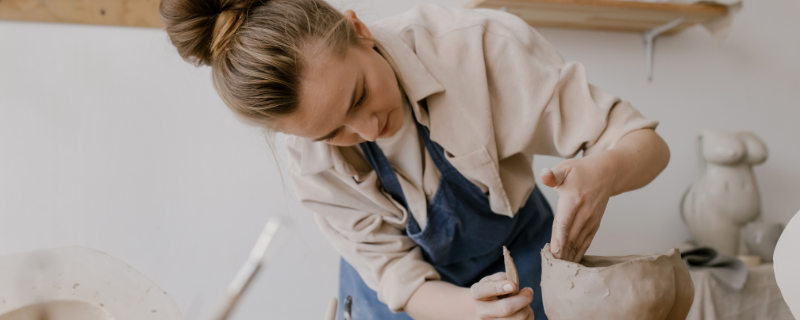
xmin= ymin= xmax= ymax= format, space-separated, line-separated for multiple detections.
xmin=337 ymin=115 xmax=553 ymax=320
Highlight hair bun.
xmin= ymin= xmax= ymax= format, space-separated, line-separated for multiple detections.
xmin=159 ymin=0 xmax=258 ymax=66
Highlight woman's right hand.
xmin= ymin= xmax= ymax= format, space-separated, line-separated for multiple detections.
xmin=469 ymin=272 xmax=535 ymax=320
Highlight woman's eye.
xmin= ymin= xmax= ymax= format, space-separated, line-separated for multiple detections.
xmin=325 ymin=128 xmax=340 ymax=142
xmin=356 ymin=84 xmax=368 ymax=106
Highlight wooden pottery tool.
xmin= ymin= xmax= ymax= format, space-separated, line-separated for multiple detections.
xmin=502 ymin=246 xmax=519 ymax=297
xmin=204 ymin=216 xmax=285 ymax=320
xmin=323 ymin=298 xmax=338 ymax=320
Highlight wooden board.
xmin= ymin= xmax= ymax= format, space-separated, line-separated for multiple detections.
xmin=465 ymin=0 xmax=728 ymax=34
xmin=0 ymin=0 xmax=164 ymax=28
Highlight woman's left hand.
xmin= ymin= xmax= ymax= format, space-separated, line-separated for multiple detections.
xmin=540 ymin=157 xmax=615 ymax=263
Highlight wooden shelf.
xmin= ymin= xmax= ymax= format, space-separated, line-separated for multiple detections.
xmin=0 ymin=0 xmax=163 ymax=28
xmin=465 ymin=0 xmax=728 ymax=34
xmin=0 ymin=0 xmax=727 ymax=32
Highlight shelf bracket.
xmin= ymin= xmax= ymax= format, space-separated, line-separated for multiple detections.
xmin=643 ymin=17 xmax=686 ymax=81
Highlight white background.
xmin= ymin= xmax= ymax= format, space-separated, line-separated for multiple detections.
xmin=1 ymin=0 xmax=798 ymax=318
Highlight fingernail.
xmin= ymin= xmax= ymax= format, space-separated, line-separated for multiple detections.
xmin=551 ymin=245 xmax=560 ymax=254
xmin=503 ymin=283 xmax=514 ymax=292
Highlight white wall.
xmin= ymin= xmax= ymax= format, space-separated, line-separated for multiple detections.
xmin=1 ymin=0 xmax=798 ymax=319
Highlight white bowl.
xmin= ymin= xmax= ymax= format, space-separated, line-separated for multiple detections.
xmin=0 ymin=247 xmax=181 ymax=320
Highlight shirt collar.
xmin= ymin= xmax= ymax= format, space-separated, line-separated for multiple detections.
xmin=372 ymin=24 xmax=445 ymax=127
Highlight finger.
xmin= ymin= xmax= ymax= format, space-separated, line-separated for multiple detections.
xmin=540 ymin=168 xmax=557 ymax=188
xmin=567 ymin=196 xmax=608 ymax=262
xmin=567 ymin=216 xmax=594 ymax=262
xmin=489 ymin=272 xmax=508 ymax=281
xmin=495 ymin=306 xmax=533 ymax=320
xmin=574 ymin=225 xmax=599 ymax=263
xmin=550 ymin=194 xmax=579 ymax=260
xmin=475 ymin=287 xmax=533 ymax=318
xmin=470 ymin=279 xmax=517 ymax=300
xmin=539 ymin=167 xmax=567 ymax=188
xmin=563 ymin=203 xmax=594 ymax=262
xmin=479 ymin=272 xmax=508 ymax=284
xmin=526 ymin=306 xmax=536 ymax=320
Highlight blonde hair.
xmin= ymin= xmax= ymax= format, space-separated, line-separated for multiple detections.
xmin=159 ymin=0 xmax=359 ymax=127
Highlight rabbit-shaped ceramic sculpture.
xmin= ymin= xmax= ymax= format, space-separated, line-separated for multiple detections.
xmin=681 ymin=130 xmax=768 ymax=256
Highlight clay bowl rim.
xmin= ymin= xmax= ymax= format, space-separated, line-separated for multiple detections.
xmin=541 ymin=243 xmax=680 ymax=272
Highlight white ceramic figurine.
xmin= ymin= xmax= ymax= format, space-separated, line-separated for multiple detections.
xmin=681 ymin=130 xmax=768 ymax=256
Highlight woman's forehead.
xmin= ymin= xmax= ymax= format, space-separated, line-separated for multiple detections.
xmin=282 ymin=47 xmax=360 ymax=136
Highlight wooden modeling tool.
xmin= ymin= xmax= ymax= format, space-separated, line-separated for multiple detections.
xmin=205 ymin=216 xmax=284 ymax=320
xmin=323 ymin=298 xmax=338 ymax=320
xmin=503 ymin=246 xmax=519 ymax=295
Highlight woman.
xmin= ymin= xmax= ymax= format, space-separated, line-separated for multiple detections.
xmin=159 ymin=0 xmax=670 ymax=319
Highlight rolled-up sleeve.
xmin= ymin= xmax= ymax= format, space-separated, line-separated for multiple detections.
xmin=531 ymin=64 xmax=659 ymax=158
xmin=474 ymin=8 xmax=659 ymax=160
xmin=286 ymin=138 xmax=440 ymax=312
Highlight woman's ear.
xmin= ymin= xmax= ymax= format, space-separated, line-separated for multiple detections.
xmin=345 ymin=10 xmax=374 ymax=47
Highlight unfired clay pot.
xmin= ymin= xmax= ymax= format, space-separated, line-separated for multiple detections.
xmin=540 ymin=244 xmax=694 ymax=320
xmin=681 ymin=130 xmax=768 ymax=256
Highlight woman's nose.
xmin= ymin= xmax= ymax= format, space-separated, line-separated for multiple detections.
xmin=348 ymin=112 xmax=379 ymax=141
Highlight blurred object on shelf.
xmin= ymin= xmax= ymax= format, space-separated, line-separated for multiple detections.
xmin=742 ymin=221 xmax=784 ymax=263
xmin=774 ymin=209 xmax=800 ymax=318
xmin=736 ymin=255 xmax=762 ymax=268
xmin=682 ymin=247 xmax=747 ymax=291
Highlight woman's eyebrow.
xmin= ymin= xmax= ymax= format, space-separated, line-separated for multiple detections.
xmin=312 ymin=73 xmax=360 ymax=142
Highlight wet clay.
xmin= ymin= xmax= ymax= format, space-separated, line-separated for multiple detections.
xmin=503 ymin=246 xmax=519 ymax=294
xmin=540 ymin=244 xmax=694 ymax=320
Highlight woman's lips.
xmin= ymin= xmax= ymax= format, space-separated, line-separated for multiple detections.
xmin=378 ymin=113 xmax=391 ymax=138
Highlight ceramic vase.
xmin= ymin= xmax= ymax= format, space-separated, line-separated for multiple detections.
xmin=680 ymin=130 xmax=768 ymax=256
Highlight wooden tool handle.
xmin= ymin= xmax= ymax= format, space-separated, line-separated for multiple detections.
xmin=503 ymin=246 xmax=519 ymax=294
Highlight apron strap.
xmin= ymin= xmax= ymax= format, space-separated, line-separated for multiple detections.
xmin=359 ymin=141 xmax=409 ymax=210
xmin=413 ymin=120 xmax=459 ymax=177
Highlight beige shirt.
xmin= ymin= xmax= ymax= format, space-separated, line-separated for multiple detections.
xmin=286 ymin=4 xmax=659 ymax=312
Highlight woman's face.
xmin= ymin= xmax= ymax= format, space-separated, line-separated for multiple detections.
xmin=277 ymin=11 xmax=404 ymax=147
